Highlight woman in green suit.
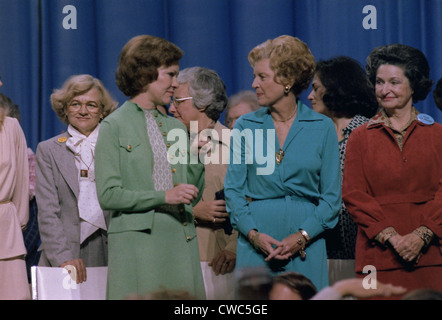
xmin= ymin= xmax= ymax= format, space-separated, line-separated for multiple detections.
xmin=95 ymin=35 xmax=206 ymax=300
xmin=224 ymin=35 xmax=341 ymax=291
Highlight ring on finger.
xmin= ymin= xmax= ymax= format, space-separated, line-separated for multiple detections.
xmin=213 ymin=217 xmax=216 ymax=223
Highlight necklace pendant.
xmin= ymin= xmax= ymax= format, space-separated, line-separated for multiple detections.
xmin=80 ymin=169 xmax=88 ymax=178
xmin=276 ymin=149 xmax=284 ymax=165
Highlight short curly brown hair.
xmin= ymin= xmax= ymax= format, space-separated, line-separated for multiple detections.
xmin=50 ymin=74 xmax=117 ymax=125
xmin=248 ymin=35 xmax=315 ymax=97
xmin=116 ymin=35 xmax=184 ymax=98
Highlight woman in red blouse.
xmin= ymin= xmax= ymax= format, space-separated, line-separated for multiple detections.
xmin=342 ymin=44 xmax=442 ymax=299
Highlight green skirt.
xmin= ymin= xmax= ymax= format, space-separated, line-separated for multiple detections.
xmin=106 ymin=211 xmax=206 ymax=300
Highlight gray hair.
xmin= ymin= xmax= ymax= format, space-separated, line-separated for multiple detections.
xmin=226 ymin=90 xmax=259 ymax=113
xmin=177 ymin=67 xmax=227 ymax=121
xmin=225 ymin=90 xmax=260 ymax=128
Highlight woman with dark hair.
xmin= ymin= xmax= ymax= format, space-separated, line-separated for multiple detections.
xmin=95 ymin=35 xmax=206 ymax=300
xmin=308 ymin=56 xmax=378 ymax=284
xmin=342 ymin=44 xmax=442 ymax=299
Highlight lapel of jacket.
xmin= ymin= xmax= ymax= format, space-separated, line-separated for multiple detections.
xmin=53 ymin=132 xmax=79 ymax=198
xmin=283 ymin=100 xmax=320 ymax=151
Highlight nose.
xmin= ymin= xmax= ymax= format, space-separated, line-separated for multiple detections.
xmin=78 ymin=104 xmax=89 ymax=114
xmin=252 ymin=77 xmax=259 ymax=89
xmin=171 ymin=76 xmax=179 ymax=88
xmin=169 ymin=102 xmax=177 ymax=115
xmin=307 ymin=90 xmax=314 ymax=101
xmin=379 ymin=83 xmax=391 ymax=95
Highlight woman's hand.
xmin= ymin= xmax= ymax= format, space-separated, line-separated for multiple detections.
xmin=271 ymin=232 xmax=306 ymax=260
xmin=209 ymin=250 xmax=236 ymax=275
xmin=60 ymin=259 xmax=87 ymax=284
xmin=390 ymin=233 xmax=425 ymax=263
xmin=165 ymin=184 xmax=199 ymax=205
xmin=247 ymin=230 xmax=284 ymax=261
xmin=193 ymin=200 xmax=228 ymax=223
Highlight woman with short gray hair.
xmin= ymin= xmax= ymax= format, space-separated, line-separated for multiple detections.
xmin=172 ymin=67 xmax=227 ymax=130
xmin=170 ymin=67 xmax=237 ymax=300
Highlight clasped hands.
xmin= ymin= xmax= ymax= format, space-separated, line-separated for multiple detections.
xmin=388 ymin=232 xmax=425 ymax=264
xmin=248 ymin=230 xmax=306 ymax=261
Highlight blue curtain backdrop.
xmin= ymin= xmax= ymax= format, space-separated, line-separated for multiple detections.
xmin=0 ymin=0 xmax=441 ymax=151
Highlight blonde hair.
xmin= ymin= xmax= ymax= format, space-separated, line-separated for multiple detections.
xmin=248 ymin=35 xmax=315 ymax=96
xmin=50 ymin=74 xmax=117 ymax=125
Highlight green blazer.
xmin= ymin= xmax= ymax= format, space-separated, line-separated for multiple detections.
xmin=95 ymin=101 xmax=206 ymax=299
xmin=95 ymin=101 xmax=204 ymax=234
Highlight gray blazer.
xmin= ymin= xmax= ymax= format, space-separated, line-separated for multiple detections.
xmin=35 ymin=132 xmax=109 ymax=267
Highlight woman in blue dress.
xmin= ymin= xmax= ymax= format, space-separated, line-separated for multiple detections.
xmin=224 ymin=35 xmax=341 ymax=290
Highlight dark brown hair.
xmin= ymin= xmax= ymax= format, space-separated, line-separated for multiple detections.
xmin=116 ymin=35 xmax=183 ymax=98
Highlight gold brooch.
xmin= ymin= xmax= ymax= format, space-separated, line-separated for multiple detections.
xmin=276 ymin=148 xmax=284 ymax=165
xmin=58 ymin=137 xmax=67 ymax=143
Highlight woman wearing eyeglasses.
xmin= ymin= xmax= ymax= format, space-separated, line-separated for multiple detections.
xmin=95 ymin=35 xmax=206 ymax=300
xmin=169 ymin=67 xmax=238 ymax=300
xmin=35 ymin=74 xmax=117 ymax=284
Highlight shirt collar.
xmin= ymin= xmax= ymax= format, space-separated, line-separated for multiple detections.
xmin=241 ymin=99 xmax=324 ymax=124
xmin=367 ymin=107 xmax=419 ymax=130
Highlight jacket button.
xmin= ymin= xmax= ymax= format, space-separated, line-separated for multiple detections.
xmin=186 ymin=236 xmax=191 ymax=241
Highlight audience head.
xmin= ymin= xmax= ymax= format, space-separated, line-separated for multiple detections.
xmin=116 ymin=35 xmax=183 ymax=98
xmin=402 ymin=288 xmax=442 ymax=300
xmin=308 ymin=56 xmax=378 ymax=119
xmin=236 ymin=266 xmax=273 ymax=300
xmin=269 ymin=271 xmax=317 ymax=300
xmin=225 ymin=90 xmax=260 ymax=129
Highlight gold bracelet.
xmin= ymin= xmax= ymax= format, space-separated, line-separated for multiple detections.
xmin=413 ymin=226 xmax=433 ymax=247
xmin=296 ymin=236 xmax=306 ymax=259
xmin=299 ymin=229 xmax=310 ymax=243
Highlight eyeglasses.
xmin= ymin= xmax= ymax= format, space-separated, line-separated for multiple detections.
xmin=172 ymin=97 xmax=193 ymax=107
xmin=68 ymin=100 xmax=101 ymax=114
